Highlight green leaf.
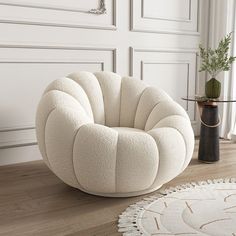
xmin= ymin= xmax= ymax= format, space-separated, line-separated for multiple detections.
xmin=198 ymin=32 xmax=235 ymax=75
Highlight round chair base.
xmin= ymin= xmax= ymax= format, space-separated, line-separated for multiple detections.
xmin=79 ymin=185 xmax=163 ymax=198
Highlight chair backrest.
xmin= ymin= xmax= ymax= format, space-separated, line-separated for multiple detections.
xmin=42 ymin=71 xmax=174 ymax=129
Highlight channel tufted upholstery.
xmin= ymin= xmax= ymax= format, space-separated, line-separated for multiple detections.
xmin=36 ymin=71 xmax=194 ymax=197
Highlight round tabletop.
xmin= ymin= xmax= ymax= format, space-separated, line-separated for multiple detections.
xmin=182 ymin=96 xmax=236 ymax=103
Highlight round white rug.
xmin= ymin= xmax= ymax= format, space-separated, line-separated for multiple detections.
xmin=118 ymin=179 xmax=236 ymax=236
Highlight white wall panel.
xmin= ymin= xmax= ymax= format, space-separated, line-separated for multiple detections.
xmin=0 ymin=44 xmax=116 ymax=149
xmin=131 ymin=0 xmax=199 ymax=35
xmin=130 ymin=48 xmax=197 ymax=127
xmin=0 ymin=145 xmax=41 ymax=165
xmin=0 ymin=0 xmax=116 ymax=29
xmin=143 ymin=0 xmax=191 ymax=21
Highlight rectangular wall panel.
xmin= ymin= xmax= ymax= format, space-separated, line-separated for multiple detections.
xmin=131 ymin=0 xmax=199 ymax=35
xmin=130 ymin=47 xmax=197 ymax=124
xmin=0 ymin=44 xmax=116 ymax=148
xmin=141 ymin=62 xmax=189 ymax=107
xmin=0 ymin=0 xmax=116 ymax=30
xmin=143 ymin=0 xmax=191 ymax=21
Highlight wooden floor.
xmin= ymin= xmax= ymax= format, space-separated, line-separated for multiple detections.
xmin=1 ymin=140 xmax=236 ymax=236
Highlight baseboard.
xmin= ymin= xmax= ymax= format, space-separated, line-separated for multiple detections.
xmin=0 ymin=144 xmax=42 ymax=166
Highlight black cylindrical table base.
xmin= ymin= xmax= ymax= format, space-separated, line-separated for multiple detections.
xmin=198 ymin=105 xmax=219 ymax=163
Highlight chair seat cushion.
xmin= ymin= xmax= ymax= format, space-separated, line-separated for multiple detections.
xmin=73 ymin=125 xmax=158 ymax=195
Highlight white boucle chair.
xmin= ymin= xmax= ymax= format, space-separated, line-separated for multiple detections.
xmin=36 ymin=71 xmax=194 ymax=197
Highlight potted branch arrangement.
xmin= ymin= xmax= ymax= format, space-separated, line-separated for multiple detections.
xmin=199 ymin=33 xmax=236 ymax=99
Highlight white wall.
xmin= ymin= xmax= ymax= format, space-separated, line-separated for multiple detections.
xmin=0 ymin=0 xmax=208 ymax=165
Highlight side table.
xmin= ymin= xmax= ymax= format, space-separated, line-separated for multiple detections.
xmin=182 ymin=97 xmax=236 ymax=163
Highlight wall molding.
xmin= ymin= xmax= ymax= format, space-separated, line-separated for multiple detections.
xmin=0 ymin=0 xmax=107 ymax=14
xmin=0 ymin=43 xmax=117 ymax=149
xmin=0 ymin=139 xmax=37 ymax=149
xmin=89 ymin=0 xmax=107 ymax=14
xmin=0 ymin=42 xmax=117 ymax=52
xmin=131 ymin=0 xmax=200 ymax=35
xmin=141 ymin=0 xmax=192 ymax=23
xmin=130 ymin=47 xmax=198 ymax=76
xmin=130 ymin=47 xmax=198 ymax=124
xmin=140 ymin=60 xmax=190 ymax=110
xmin=0 ymin=125 xmax=35 ymax=132
xmin=0 ymin=42 xmax=117 ymax=73
xmin=0 ymin=0 xmax=117 ymax=30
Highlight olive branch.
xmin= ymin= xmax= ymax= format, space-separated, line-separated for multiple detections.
xmin=199 ymin=32 xmax=236 ymax=78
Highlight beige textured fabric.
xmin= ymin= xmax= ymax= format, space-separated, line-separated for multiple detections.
xmin=114 ymin=127 xmax=158 ymax=193
xmin=36 ymin=71 xmax=194 ymax=197
xmin=68 ymin=72 xmax=105 ymax=125
xmin=134 ymin=86 xmax=171 ymax=130
xmin=119 ymin=77 xmax=147 ymax=127
xmin=94 ymin=72 xmax=121 ymax=127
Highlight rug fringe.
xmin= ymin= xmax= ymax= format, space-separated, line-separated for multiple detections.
xmin=118 ymin=178 xmax=236 ymax=235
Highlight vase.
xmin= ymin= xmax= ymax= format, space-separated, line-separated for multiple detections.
xmin=205 ymin=78 xmax=221 ymax=99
